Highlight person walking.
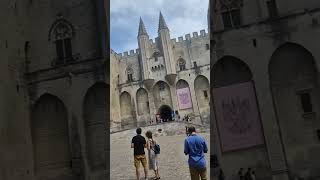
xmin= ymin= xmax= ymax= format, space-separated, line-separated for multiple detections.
xmin=145 ymin=131 xmax=160 ymax=180
xmin=184 ymin=126 xmax=208 ymax=180
xmin=238 ymin=168 xmax=244 ymax=180
xmin=131 ymin=128 xmax=148 ymax=180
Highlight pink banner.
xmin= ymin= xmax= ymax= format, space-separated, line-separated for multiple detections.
xmin=213 ymin=82 xmax=264 ymax=152
xmin=177 ymin=87 xmax=193 ymax=110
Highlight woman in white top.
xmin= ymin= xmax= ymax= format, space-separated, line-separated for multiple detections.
xmin=145 ymin=131 xmax=160 ymax=180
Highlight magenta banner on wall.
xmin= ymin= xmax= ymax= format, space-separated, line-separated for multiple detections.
xmin=177 ymin=87 xmax=193 ymax=109
xmin=213 ymin=82 xmax=264 ymax=152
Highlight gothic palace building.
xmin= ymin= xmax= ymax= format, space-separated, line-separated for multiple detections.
xmin=110 ymin=13 xmax=211 ymax=131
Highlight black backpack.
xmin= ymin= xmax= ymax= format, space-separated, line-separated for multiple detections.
xmin=153 ymin=143 xmax=160 ymax=154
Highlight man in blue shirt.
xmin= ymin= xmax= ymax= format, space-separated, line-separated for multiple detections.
xmin=184 ymin=126 xmax=208 ymax=180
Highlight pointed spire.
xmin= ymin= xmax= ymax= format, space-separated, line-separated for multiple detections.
xmin=158 ymin=11 xmax=169 ymax=32
xmin=138 ymin=17 xmax=148 ymax=36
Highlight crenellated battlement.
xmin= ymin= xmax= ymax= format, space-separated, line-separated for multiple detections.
xmin=117 ymin=48 xmax=140 ymax=58
xmin=170 ymin=29 xmax=209 ymax=44
xmin=114 ymin=29 xmax=209 ymax=56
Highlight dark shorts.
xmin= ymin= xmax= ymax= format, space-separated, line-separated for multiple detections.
xmin=189 ymin=166 xmax=207 ymax=180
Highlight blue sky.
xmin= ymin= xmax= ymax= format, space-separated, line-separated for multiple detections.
xmin=110 ymin=0 xmax=209 ymax=53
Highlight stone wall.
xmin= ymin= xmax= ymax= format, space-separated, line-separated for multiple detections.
xmin=210 ymin=3 xmax=320 ymax=179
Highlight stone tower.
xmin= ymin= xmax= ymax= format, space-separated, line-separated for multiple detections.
xmin=157 ymin=12 xmax=177 ymax=85
xmin=138 ymin=18 xmax=155 ymax=90
xmin=138 ymin=18 xmax=150 ymax=80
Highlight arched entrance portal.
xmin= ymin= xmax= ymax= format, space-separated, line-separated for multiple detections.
xmin=158 ymin=105 xmax=173 ymax=122
xmin=31 ymin=94 xmax=74 ymax=180
xmin=269 ymin=42 xmax=320 ymax=177
xmin=211 ymin=56 xmax=270 ymax=179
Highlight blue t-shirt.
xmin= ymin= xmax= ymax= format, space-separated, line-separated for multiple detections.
xmin=184 ymin=134 xmax=208 ymax=169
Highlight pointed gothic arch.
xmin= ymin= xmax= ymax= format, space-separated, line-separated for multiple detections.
xmin=194 ymin=75 xmax=210 ymax=109
xmin=153 ymin=81 xmax=172 ymax=110
xmin=211 ymin=56 xmax=267 ymax=175
xmin=212 ymin=55 xmax=252 ymax=88
xmin=268 ymin=42 xmax=320 ymax=176
xmin=31 ymin=93 xmax=74 ymax=179
xmin=83 ymin=82 xmax=108 ymax=171
xmin=136 ymin=88 xmax=150 ymax=116
xmin=120 ymin=91 xmax=135 ymax=128
xmin=48 ymin=18 xmax=75 ymax=41
xmin=49 ymin=18 xmax=75 ymax=64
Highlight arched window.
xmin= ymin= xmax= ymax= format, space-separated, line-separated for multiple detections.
xmin=126 ymin=67 xmax=134 ymax=82
xmin=49 ymin=18 xmax=75 ymax=65
xmin=158 ymin=81 xmax=165 ymax=91
xmin=177 ymin=58 xmax=186 ymax=71
xmin=219 ymin=0 xmax=242 ymax=28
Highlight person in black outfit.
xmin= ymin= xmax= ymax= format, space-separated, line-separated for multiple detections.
xmin=238 ymin=168 xmax=244 ymax=180
xmin=131 ymin=128 xmax=148 ymax=180
xmin=218 ymin=169 xmax=225 ymax=180
xmin=244 ymin=168 xmax=252 ymax=180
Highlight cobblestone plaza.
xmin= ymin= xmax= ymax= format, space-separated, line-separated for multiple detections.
xmin=110 ymin=123 xmax=210 ymax=180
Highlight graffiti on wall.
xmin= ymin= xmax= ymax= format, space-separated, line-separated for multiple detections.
xmin=177 ymin=87 xmax=193 ymax=109
xmin=213 ymin=82 xmax=264 ymax=152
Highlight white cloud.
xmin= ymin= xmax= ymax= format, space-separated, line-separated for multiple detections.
xmin=111 ymin=0 xmax=209 ymax=53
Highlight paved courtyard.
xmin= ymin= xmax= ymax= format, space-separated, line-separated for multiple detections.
xmin=110 ymin=123 xmax=210 ymax=180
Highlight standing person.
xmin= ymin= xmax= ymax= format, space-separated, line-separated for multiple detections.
xmin=184 ymin=126 xmax=208 ymax=180
xmin=145 ymin=131 xmax=160 ymax=180
xmin=250 ymin=170 xmax=256 ymax=180
xmin=238 ymin=168 xmax=244 ymax=180
xmin=244 ymin=168 xmax=252 ymax=180
xmin=218 ymin=169 xmax=225 ymax=180
xmin=131 ymin=128 xmax=148 ymax=180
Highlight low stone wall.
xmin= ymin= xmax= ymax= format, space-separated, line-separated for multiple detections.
xmin=110 ymin=121 xmax=210 ymax=142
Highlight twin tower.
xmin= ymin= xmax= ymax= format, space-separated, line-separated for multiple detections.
xmin=137 ymin=12 xmax=177 ymax=89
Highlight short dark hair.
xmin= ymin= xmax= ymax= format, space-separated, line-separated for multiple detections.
xmin=188 ymin=126 xmax=196 ymax=134
xmin=145 ymin=131 xmax=153 ymax=139
xmin=136 ymin=128 xmax=142 ymax=134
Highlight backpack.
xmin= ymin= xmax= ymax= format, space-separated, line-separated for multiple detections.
xmin=154 ymin=144 xmax=160 ymax=154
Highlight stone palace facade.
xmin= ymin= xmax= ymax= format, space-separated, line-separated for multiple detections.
xmin=110 ymin=12 xmax=210 ymax=132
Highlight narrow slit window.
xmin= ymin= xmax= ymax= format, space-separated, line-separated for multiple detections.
xmin=203 ymin=90 xmax=208 ymax=98
xmin=299 ymin=92 xmax=313 ymax=113
xmin=127 ymin=74 xmax=133 ymax=82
